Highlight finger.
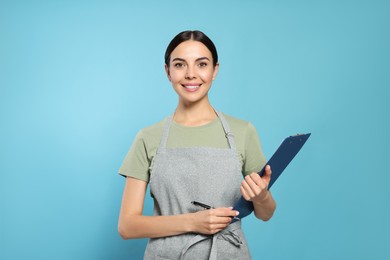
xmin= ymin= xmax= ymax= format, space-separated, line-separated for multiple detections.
xmin=246 ymin=175 xmax=261 ymax=192
xmin=240 ymin=186 xmax=251 ymax=201
xmin=248 ymin=173 xmax=263 ymax=187
xmin=207 ymin=217 xmax=231 ymax=225
xmin=264 ymin=165 xmax=272 ymax=177
xmin=262 ymin=165 xmax=272 ymax=185
xmin=219 ymin=216 xmax=234 ymax=224
xmin=212 ymin=207 xmax=239 ymax=218
xmin=245 ymin=174 xmax=265 ymax=194
xmin=241 ymin=178 xmax=256 ymax=198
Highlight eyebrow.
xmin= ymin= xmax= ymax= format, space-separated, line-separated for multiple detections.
xmin=171 ymin=57 xmax=210 ymax=63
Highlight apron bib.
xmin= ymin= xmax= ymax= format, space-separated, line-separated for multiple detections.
xmin=144 ymin=111 xmax=252 ymax=260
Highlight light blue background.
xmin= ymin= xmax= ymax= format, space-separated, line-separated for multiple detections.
xmin=1 ymin=0 xmax=389 ymax=259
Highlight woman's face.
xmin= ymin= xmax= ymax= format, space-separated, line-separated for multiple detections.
xmin=165 ymin=40 xmax=219 ymax=105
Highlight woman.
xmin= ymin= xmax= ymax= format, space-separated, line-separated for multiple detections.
xmin=118 ymin=30 xmax=276 ymax=260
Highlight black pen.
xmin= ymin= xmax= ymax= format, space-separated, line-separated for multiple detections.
xmin=191 ymin=201 xmax=213 ymax=209
xmin=191 ymin=201 xmax=240 ymax=221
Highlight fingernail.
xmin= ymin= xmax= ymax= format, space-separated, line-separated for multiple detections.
xmin=228 ymin=206 xmax=233 ymax=209
xmin=236 ymin=211 xmax=240 ymax=216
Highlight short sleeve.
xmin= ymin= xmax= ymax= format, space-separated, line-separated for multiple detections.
xmin=243 ymin=123 xmax=267 ymax=175
xmin=118 ymin=131 xmax=150 ymax=182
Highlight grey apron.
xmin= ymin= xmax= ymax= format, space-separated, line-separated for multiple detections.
xmin=144 ymin=111 xmax=252 ymax=260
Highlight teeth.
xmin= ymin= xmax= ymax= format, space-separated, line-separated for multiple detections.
xmin=185 ymin=85 xmax=199 ymax=89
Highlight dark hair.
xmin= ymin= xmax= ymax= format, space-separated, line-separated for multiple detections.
xmin=164 ymin=30 xmax=218 ymax=67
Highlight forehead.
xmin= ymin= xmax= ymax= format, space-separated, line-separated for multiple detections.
xmin=170 ymin=40 xmax=212 ymax=60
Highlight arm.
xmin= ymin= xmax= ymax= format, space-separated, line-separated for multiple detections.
xmin=240 ymin=165 xmax=276 ymax=221
xmin=118 ymin=177 xmax=239 ymax=239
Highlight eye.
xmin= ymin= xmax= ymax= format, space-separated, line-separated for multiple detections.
xmin=173 ymin=62 xmax=185 ymax=68
xmin=198 ymin=62 xmax=208 ymax=68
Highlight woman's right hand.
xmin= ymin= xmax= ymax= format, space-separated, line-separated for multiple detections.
xmin=190 ymin=207 xmax=239 ymax=235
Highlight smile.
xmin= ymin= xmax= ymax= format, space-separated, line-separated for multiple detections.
xmin=182 ymin=84 xmax=201 ymax=91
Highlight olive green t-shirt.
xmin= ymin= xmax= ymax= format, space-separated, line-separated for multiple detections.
xmin=119 ymin=113 xmax=266 ymax=182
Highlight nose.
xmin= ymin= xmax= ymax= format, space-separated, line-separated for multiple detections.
xmin=185 ymin=66 xmax=196 ymax=79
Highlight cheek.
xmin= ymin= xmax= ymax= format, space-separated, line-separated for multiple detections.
xmin=170 ymin=75 xmax=182 ymax=84
xmin=199 ymin=70 xmax=214 ymax=81
xmin=169 ymin=70 xmax=184 ymax=83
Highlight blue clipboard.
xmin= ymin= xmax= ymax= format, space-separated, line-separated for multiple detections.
xmin=232 ymin=133 xmax=311 ymax=222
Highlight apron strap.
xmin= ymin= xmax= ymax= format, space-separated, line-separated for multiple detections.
xmin=157 ymin=114 xmax=174 ymax=152
xmin=215 ymin=111 xmax=238 ymax=151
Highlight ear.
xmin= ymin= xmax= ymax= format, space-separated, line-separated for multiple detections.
xmin=212 ymin=62 xmax=220 ymax=80
xmin=165 ymin=64 xmax=171 ymax=81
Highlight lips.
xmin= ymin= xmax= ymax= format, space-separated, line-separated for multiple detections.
xmin=182 ymin=84 xmax=201 ymax=92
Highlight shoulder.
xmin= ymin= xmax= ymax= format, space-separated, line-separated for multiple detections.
xmin=136 ymin=117 xmax=167 ymax=143
xmin=129 ymin=116 xmax=170 ymax=155
xmin=220 ymin=112 xmax=261 ymax=148
xmin=220 ymin=112 xmax=257 ymax=135
xmin=220 ymin=112 xmax=266 ymax=174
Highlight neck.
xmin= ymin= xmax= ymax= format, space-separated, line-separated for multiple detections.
xmin=174 ymin=99 xmax=216 ymax=126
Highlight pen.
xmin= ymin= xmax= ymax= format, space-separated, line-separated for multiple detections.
xmin=191 ymin=201 xmax=240 ymax=221
xmin=191 ymin=201 xmax=213 ymax=209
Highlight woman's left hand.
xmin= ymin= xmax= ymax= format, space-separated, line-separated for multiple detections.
xmin=240 ymin=165 xmax=272 ymax=204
